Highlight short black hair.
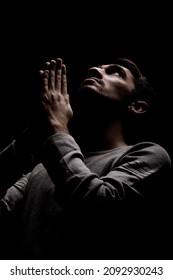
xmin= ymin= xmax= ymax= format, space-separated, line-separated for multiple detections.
xmin=113 ymin=57 xmax=143 ymax=79
xmin=114 ymin=57 xmax=157 ymax=109
xmin=114 ymin=58 xmax=158 ymax=144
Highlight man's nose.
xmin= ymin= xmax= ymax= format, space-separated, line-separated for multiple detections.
xmin=87 ymin=67 xmax=103 ymax=78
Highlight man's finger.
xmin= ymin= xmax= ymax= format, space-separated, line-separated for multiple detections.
xmin=61 ymin=64 xmax=68 ymax=96
xmin=55 ymin=58 xmax=63 ymax=91
xmin=49 ymin=60 xmax=56 ymax=90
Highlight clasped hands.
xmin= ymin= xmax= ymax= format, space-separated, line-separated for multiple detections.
xmin=14 ymin=58 xmax=73 ymax=155
xmin=39 ymin=58 xmax=73 ymax=135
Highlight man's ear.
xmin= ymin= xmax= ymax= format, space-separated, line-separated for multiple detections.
xmin=128 ymin=100 xmax=148 ymax=114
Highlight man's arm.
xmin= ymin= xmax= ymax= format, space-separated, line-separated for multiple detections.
xmin=40 ymin=133 xmax=171 ymax=206
xmin=0 ymin=173 xmax=30 ymax=214
xmin=0 ymin=57 xmax=70 ymax=196
xmin=0 ymin=128 xmax=36 ymax=197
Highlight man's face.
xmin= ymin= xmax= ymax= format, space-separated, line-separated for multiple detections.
xmin=79 ymin=63 xmax=135 ymax=103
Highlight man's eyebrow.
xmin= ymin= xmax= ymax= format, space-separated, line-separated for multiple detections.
xmin=102 ymin=64 xmax=127 ymax=77
xmin=98 ymin=63 xmax=126 ymax=71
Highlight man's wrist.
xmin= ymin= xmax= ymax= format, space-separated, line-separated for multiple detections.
xmin=51 ymin=125 xmax=70 ymax=135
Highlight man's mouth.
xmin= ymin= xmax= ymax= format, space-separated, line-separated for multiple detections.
xmin=82 ymin=77 xmax=100 ymax=85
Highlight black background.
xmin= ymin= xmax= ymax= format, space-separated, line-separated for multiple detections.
xmin=0 ymin=2 xmax=172 ymax=261
xmin=0 ymin=2 xmax=173 ymax=156
xmin=0 ymin=3 xmax=172 ymax=160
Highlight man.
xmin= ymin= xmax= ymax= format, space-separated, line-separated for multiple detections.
xmin=0 ymin=57 xmax=171 ymax=260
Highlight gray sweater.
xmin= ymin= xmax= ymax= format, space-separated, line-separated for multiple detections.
xmin=0 ymin=134 xmax=171 ymax=259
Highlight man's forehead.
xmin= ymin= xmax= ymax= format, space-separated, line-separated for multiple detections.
xmin=97 ymin=63 xmax=134 ymax=76
xmin=97 ymin=63 xmax=129 ymax=70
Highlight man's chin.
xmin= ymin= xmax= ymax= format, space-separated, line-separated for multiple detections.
xmin=78 ymin=85 xmax=102 ymax=98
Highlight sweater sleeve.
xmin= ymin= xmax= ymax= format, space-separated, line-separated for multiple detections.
xmin=40 ymin=133 xmax=171 ymax=205
xmin=0 ymin=140 xmax=35 ymax=197
xmin=0 ymin=173 xmax=30 ymax=215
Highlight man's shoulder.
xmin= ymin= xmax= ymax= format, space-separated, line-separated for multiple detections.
xmin=126 ymin=141 xmax=171 ymax=168
xmin=131 ymin=141 xmax=170 ymax=156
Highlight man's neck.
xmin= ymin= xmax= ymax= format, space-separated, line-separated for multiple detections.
xmin=73 ymin=120 xmax=127 ymax=153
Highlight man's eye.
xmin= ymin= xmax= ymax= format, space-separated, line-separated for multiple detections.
xmin=107 ymin=66 xmax=123 ymax=77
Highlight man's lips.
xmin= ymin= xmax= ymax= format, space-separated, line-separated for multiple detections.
xmin=82 ymin=77 xmax=101 ymax=85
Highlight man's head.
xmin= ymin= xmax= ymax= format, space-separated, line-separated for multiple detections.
xmin=73 ymin=57 xmax=157 ymax=146
xmin=79 ymin=57 xmax=156 ymax=117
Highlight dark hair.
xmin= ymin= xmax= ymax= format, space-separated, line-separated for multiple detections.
xmin=113 ymin=58 xmax=157 ymax=109
xmin=112 ymin=57 xmax=143 ymax=78
xmin=113 ymin=58 xmax=158 ymax=144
